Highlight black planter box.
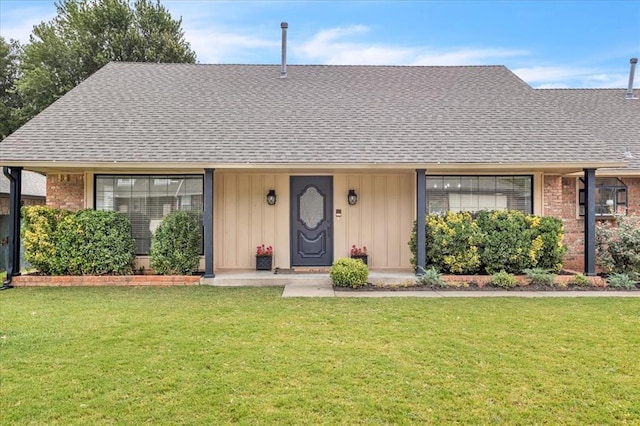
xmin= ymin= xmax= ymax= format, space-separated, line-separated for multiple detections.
xmin=351 ymin=255 xmax=368 ymax=265
xmin=256 ymin=255 xmax=273 ymax=271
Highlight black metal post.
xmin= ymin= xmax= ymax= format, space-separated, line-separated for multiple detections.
xmin=583 ymin=168 xmax=596 ymax=276
xmin=203 ymin=168 xmax=215 ymax=278
xmin=416 ymin=169 xmax=426 ymax=275
xmin=2 ymin=166 xmax=22 ymax=287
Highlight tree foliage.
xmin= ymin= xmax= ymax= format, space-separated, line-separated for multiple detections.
xmin=18 ymin=0 xmax=196 ymax=120
xmin=0 ymin=37 xmax=24 ymax=139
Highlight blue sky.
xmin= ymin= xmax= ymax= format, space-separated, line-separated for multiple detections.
xmin=1 ymin=0 xmax=638 ymax=88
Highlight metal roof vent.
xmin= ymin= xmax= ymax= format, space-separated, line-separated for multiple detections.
xmin=280 ymin=22 xmax=288 ymax=78
xmin=626 ymin=57 xmax=637 ymax=99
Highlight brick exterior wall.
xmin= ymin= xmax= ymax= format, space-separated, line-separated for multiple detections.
xmin=627 ymin=177 xmax=640 ymax=214
xmin=544 ymin=175 xmax=640 ymax=272
xmin=46 ymin=174 xmax=85 ymax=211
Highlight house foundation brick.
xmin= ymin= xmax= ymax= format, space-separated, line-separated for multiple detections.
xmin=46 ymin=174 xmax=85 ymax=211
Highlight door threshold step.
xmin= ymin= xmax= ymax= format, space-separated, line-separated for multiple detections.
xmin=274 ymin=267 xmax=331 ymax=274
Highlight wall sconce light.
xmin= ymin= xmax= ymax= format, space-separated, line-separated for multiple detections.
xmin=347 ymin=189 xmax=358 ymax=206
xmin=266 ymin=189 xmax=277 ymax=205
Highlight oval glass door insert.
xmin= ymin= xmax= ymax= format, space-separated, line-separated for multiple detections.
xmin=299 ymin=186 xmax=324 ymax=229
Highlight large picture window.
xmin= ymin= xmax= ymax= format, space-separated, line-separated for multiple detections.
xmin=426 ymin=176 xmax=533 ymax=215
xmin=95 ymin=175 xmax=203 ymax=254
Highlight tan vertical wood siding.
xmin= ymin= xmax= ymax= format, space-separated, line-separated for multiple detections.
xmin=334 ymin=173 xmax=414 ymax=270
xmin=215 ymin=173 xmax=290 ymax=270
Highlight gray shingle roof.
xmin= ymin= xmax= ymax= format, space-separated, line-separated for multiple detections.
xmin=0 ymin=171 xmax=46 ymax=197
xmin=0 ymin=62 xmax=625 ymax=167
xmin=536 ymin=88 xmax=640 ymax=172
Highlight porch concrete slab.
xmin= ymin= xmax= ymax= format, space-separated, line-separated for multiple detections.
xmin=201 ymin=271 xmax=332 ymax=287
xmin=201 ymin=270 xmax=416 ymax=288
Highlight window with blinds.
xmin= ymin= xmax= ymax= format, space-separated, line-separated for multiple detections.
xmin=426 ymin=176 xmax=533 ymax=215
xmin=95 ymin=175 xmax=204 ymax=255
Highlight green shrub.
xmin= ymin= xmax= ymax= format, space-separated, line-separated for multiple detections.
xmin=523 ymin=268 xmax=556 ymax=287
xmin=416 ymin=266 xmax=446 ymax=288
xmin=22 ymin=207 xmax=135 ymax=275
xmin=409 ymin=210 xmax=567 ymax=275
xmin=572 ymin=274 xmax=590 ymax=287
xmin=533 ymin=216 xmax=567 ymax=272
xmin=596 ymin=215 xmax=640 ymax=276
xmin=476 ymin=210 xmax=537 ymax=274
xmin=150 ymin=211 xmax=201 ymax=275
xmin=491 ymin=270 xmax=517 ymax=289
xmin=330 ymin=257 xmax=368 ymax=288
xmin=606 ymin=273 xmax=637 ymax=290
xmin=21 ymin=206 xmax=69 ymax=275
xmin=56 ymin=210 xmax=135 ymax=275
xmin=424 ymin=212 xmax=483 ymax=274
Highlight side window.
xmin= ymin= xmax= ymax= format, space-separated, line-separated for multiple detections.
xmin=578 ymin=177 xmax=627 ymax=217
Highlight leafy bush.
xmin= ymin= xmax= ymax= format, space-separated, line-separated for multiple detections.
xmin=330 ymin=257 xmax=368 ymax=288
xmin=532 ymin=216 xmax=567 ymax=272
xmin=476 ymin=210 xmax=530 ymax=274
xmin=150 ymin=211 xmax=201 ymax=275
xmin=606 ymin=273 xmax=637 ymax=290
xmin=21 ymin=206 xmax=69 ymax=275
xmin=416 ymin=266 xmax=446 ymax=288
xmin=22 ymin=206 xmax=135 ymax=275
xmin=56 ymin=210 xmax=135 ymax=275
xmin=596 ymin=215 xmax=640 ymax=276
xmin=425 ymin=212 xmax=483 ymax=274
xmin=491 ymin=270 xmax=517 ymax=289
xmin=523 ymin=268 xmax=556 ymax=287
xmin=572 ymin=274 xmax=590 ymax=287
xmin=409 ymin=210 xmax=567 ymax=275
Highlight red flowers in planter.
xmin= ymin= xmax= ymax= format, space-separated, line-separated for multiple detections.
xmin=350 ymin=245 xmax=367 ymax=256
xmin=256 ymin=244 xmax=273 ymax=257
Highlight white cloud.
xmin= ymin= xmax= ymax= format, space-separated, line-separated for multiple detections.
xmin=294 ymin=25 xmax=528 ymax=66
xmin=0 ymin=4 xmax=57 ymax=43
xmin=185 ymin=27 xmax=279 ymax=63
xmin=413 ymin=48 xmax=529 ymax=66
xmin=513 ymin=66 xmax=631 ymax=88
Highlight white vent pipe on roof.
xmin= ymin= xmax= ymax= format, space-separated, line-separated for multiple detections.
xmin=626 ymin=57 xmax=637 ymax=99
xmin=280 ymin=22 xmax=288 ymax=78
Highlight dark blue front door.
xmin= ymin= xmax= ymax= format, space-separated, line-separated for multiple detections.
xmin=290 ymin=176 xmax=333 ymax=266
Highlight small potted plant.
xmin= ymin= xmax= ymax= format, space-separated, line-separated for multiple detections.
xmin=350 ymin=244 xmax=368 ymax=265
xmin=256 ymin=244 xmax=273 ymax=271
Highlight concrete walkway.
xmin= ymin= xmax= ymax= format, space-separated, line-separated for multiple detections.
xmin=282 ymin=281 xmax=640 ymax=298
xmin=202 ymin=271 xmax=639 ymax=298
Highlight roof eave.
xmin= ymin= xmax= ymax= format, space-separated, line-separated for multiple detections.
xmin=0 ymin=160 xmax=628 ymax=174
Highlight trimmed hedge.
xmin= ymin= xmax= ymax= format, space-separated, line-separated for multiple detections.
xmin=22 ymin=206 xmax=135 ymax=275
xmin=409 ymin=210 xmax=567 ymax=274
xmin=330 ymin=257 xmax=369 ymax=288
xmin=150 ymin=211 xmax=201 ymax=275
xmin=21 ymin=206 xmax=69 ymax=275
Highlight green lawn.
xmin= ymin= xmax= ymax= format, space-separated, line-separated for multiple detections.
xmin=1 ymin=287 xmax=639 ymax=424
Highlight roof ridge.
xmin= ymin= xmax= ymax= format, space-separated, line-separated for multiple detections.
xmin=536 ymin=88 xmax=629 ymax=91
xmin=105 ymin=61 xmax=507 ymax=69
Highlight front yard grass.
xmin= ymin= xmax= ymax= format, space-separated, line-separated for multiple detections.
xmin=1 ymin=287 xmax=639 ymax=424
